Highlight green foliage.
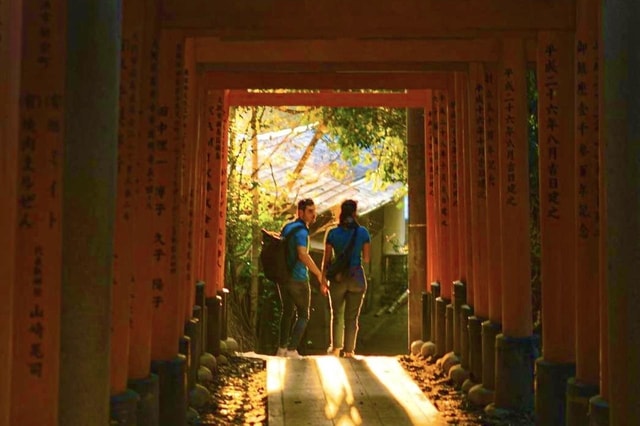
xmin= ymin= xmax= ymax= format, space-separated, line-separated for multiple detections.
xmin=320 ymin=107 xmax=408 ymax=185
xmin=225 ymin=106 xmax=299 ymax=348
xmin=527 ymin=68 xmax=542 ymax=329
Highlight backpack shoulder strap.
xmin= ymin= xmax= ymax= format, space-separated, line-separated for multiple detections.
xmin=283 ymin=223 xmax=305 ymax=240
xmin=344 ymin=225 xmax=359 ymax=252
xmin=284 ymin=224 xmax=306 ymax=269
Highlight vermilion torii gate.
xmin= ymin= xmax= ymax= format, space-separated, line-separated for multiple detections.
xmin=1 ymin=1 xmax=639 ymax=425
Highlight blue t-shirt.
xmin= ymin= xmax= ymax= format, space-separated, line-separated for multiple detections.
xmin=281 ymin=219 xmax=309 ymax=281
xmin=326 ymin=225 xmax=370 ymax=267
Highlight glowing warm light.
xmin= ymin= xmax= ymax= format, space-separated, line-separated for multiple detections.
xmin=315 ymin=357 xmax=362 ymax=424
xmin=266 ymin=357 xmax=286 ymax=393
xmin=364 ymin=356 xmax=441 ymax=423
xmin=349 ymin=406 xmax=363 ymax=423
xmin=335 ymin=414 xmax=360 ymax=426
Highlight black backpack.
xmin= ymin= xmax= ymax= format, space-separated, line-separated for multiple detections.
xmin=260 ymin=225 xmax=304 ymax=284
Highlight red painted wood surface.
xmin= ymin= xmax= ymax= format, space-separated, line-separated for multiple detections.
xmin=192 ymin=84 xmax=207 ymax=287
xmin=447 ymin=76 xmax=461 ymax=284
xmin=574 ymin=0 xmax=601 ymax=387
xmin=180 ymin=37 xmax=198 ymax=322
xmin=202 ymin=90 xmax=227 ymax=297
xmin=167 ymin=1 xmax=573 ymax=39
xmin=215 ymin=93 xmax=230 ymax=293
xmin=203 ymin=71 xmax=450 ymax=90
xmin=484 ymin=64 xmax=503 ymax=324
xmin=436 ymin=90 xmax=453 ymax=300
xmin=193 ymin=37 xmax=534 ymax=64
xmin=424 ymin=92 xmax=437 ymax=286
xmin=229 ymin=90 xmax=436 ymax=108
xmin=128 ymin=1 xmax=158 ymax=379
xmin=0 ymin=0 xmax=21 ymax=422
xmin=596 ymin=6 xmax=608 ymax=399
xmin=11 ymin=1 xmax=66 ymax=423
xmin=110 ymin=0 xmax=144 ymax=392
xmin=150 ymin=30 xmax=185 ymax=361
xmin=498 ymin=39 xmax=532 ymax=338
xmin=467 ymin=63 xmax=489 ymax=318
xmin=428 ymin=92 xmax=441 ymax=286
xmin=457 ymin=74 xmax=474 ymax=297
xmin=538 ymin=31 xmax=577 ymax=363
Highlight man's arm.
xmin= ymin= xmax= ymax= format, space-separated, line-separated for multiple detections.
xmin=297 ymin=246 xmax=328 ymax=295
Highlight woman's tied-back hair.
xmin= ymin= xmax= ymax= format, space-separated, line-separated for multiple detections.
xmin=339 ymin=199 xmax=359 ymax=228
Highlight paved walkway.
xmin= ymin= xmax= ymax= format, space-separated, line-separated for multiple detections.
xmin=266 ymin=355 xmax=447 ymax=426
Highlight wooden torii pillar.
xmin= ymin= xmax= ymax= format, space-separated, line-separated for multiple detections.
xmin=146 ymin=29 xmax=189 ymax=426
xmin=436 ymin=88 xmax=454 ymax=354
xmin=200 ymin=89 xmax=229 ymax=359
xmin=481 ymin=63 xmax=503 ymax=400
xmin=535 ymin=30 xmax=578 ymax=424
xmin=428 ymin=92 xmax=443 ymax=354
xmin=8 ymin=1 xmax=68 ymax=424
xmin=566 ymin=1 xmax=601 ymax=425
xmin=407 ymin=105 xmax=428 ymax=347
xmin=125 ymin=1 xmax=161 ymax=423
xmin=110 ymin=0 xmax=145 ymax=421
xmin=466 ymin=62 xmax=490 ymax=387
xmin=468 ymin=63 xmax=503 ymax=407
xmin=595 ymin=0 xmax=640 ymax=423
xmin=457 ymin=72 xmax=476 ymax=376
xmin=489 ymin=38 xmax=536 ymax=414
xmin=425 ymin=94 xmax=440 ymax=347
xmin=179 ymin=37 xmax=203 ymax=391
xmin=1 ymin=1 xmax=124 ymax=424
xmin=0 ymin=0 xmax=21 ymax=424
xmin=448 ymin=75 xmax=464 ymax=356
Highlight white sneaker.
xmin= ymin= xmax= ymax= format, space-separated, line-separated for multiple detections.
xmin=284 ymin=349 xmax=303 ymax=359
xmin=327 ymin=346 xmax=341 ymax=356
xmin=276 ymin=347 xmax=287 ymax=357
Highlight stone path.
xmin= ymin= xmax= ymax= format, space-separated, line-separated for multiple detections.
xmin=266 ymin=355 xmax=447 ymax=425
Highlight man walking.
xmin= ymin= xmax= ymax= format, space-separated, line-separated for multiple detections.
xmin=276 ymin=198 xmax=328 ymax=358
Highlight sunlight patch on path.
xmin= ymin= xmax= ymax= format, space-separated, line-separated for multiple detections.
xmin=264 ymin=354 xmax=447 ymax=425
xmin=363 ymin=356 xmax=442 ymax=423
xmin=315 ymin=356 xmax=362 ymax=425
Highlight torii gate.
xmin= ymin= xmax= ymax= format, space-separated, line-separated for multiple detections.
xmin=1 ymin=1 xmax=639 ymax=425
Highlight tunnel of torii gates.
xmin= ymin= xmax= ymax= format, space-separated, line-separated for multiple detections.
xmin=1 ymin=0 xmax=640 ymax=425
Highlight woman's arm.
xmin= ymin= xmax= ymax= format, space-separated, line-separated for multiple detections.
xmin=362 ymin=241 xmax=371 ymax=264
xmin=322 ymin=242 xmax=334 ymax=274
xmin=321 ymin=229 xmax=333 ymax=277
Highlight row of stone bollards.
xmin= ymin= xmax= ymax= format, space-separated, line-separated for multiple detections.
xmin=411 ymin=281 xmax=539 ymax=421
xmin=110 ymin=283 xmax=239 ymax=426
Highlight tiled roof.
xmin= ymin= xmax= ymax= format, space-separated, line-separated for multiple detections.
xmin=248 ymin=125 xmax=404 ymax=219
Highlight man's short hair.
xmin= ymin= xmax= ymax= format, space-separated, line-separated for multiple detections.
xmin=297 ymin=198 xmax=315 ymax=211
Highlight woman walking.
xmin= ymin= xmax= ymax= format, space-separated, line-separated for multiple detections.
xmin=322 ymin=199 xmax=371 ymax=358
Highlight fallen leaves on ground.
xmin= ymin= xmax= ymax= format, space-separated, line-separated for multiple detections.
xmin=197 ymin=354 xmax=534 ymax=425
xmin=398 ymin=354 xmax=534 ymax=425
xmin=198 ymin=356 xmax=267 ymax=425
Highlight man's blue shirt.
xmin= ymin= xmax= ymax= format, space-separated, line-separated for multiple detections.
xmin=281 ymin=219 xmax=309 ymax=281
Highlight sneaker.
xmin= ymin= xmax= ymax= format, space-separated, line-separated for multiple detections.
xmin=343 ymin=351 xmax=354 ymax=358
xmin=327 ymin=346 xmax=341 ymax=357
xmin=284 ymin=349 xmax=303 ymax=359
xmin=275 ymin=347 xmax=287 ymax=357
